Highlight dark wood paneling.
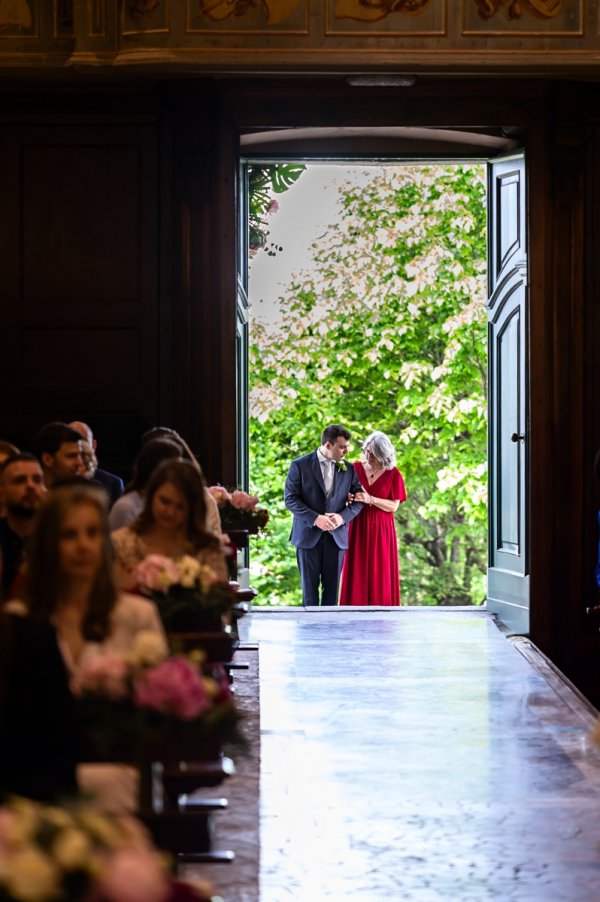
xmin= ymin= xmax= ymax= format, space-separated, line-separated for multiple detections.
xmin=22 ymin=144 xmax=141 ymax=302
xmin=160 ymin=83 xmax=233 ymax=484
xmin=0 ymin=120 xmax=159 ymax=476
xmin=20 ymin=328 xmax=140 ymax=404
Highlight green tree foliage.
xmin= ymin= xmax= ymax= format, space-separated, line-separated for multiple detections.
xmin=248 ymin=164 xmax=488 ymax=606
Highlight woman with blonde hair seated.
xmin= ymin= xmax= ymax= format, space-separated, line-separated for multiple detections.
xmin=111 ymin=459 xmax=228 ymax=591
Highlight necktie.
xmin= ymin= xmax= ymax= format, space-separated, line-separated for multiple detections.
xmin=323 ymin=460 xmax=334 ymax=495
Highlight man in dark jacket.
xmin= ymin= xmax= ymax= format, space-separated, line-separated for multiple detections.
xmin=284 ymin=424 xmax=363 ymax=606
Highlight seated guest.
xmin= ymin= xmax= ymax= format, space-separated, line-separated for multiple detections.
xmin=141 ymin=427 xmax=223 ymax=540
xmin=141 ymin=426 xmax=202 ymax=469
xmin=0 ymin=442 xmax=19 ymax=516
xmin=0 ymin=608 xmax=77 ymax=802
xmin=0 ymin=440 xmax=19 ymax=466
xmin=80 ymin=438 xmax=99 ymax=480
xmin=5 ymin=482 xmax=167 ymax=812
xmin=112 ymin=459 xmax=228 ymax=590
xmin=0 ymin=453 xmax=46 ymax=602
xmin=108 ymin=437 xmax=182 ymax=531
xmin=69 ymin=421 xmax=124 ymax=507
xmin=32 ymin=421 xmax=84 ymax=487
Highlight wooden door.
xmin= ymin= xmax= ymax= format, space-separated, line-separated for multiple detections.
xmin=236 ymin=162 xmax=250 ymax=491
xmin=486 ymin=153 xmax=529 ymax=634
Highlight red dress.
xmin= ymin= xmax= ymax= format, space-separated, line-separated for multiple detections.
xmin=339 ymin=462 xmax=407 ymax=606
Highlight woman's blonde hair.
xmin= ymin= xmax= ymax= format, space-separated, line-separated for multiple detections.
xmin=25 ymin=483 xmax=119 ymax=641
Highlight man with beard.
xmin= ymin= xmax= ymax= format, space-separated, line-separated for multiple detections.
xmin=0 ymin=453 xmax=46 ymax=602
xmin=31 ymin=422 xmax=84 ymax=487
xmin=68 ymin=420 xmax=124 ymax=507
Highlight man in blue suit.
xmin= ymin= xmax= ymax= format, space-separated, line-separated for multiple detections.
xmin=68 ymin=421 xmax=124 ymax=507
xmin=284 ymin=424 xmax=364 ymax=606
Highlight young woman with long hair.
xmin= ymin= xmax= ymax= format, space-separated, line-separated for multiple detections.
xmin=5 ymin=482 xmax=167 ymax=812
xmin=111 ymin=459 xmax=228 ymax=590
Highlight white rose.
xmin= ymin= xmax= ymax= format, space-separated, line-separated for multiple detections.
xmin=52 ymin=828 xmax=91 ymax=871
xmin=39 ymin=807 xmax=73 ymax=831
xmin=177 ymin=556 xmax=201 ymax=588
xmin=78 ymin=811 xmax=122 ymax=849
xmin=4 ymin=849 xmax=60 ymax=902
xmin=156 ymin=571 xmax=173 ymax=590
xmin=7 ymin=800 xmax=39 ymax=845
xmin=198 ymin=564 xmax=218 ymax=593
xmin=128 ymin=631 xmax=168 ymax=668
xmin=202 ymin=677 xmax=220 ymax=699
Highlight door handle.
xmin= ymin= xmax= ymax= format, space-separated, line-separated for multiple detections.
xmin=511 ymin=433 xmax=525 ymax=442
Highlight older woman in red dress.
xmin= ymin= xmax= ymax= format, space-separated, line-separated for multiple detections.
xmin=339 ymin=431 xmax=407 ymax=606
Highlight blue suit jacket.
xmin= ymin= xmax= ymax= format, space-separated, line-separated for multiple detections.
xmin=94 ymin=468 xmax=125 ymax=507
xmin=284 ymin=451 xmax=364 ymax=550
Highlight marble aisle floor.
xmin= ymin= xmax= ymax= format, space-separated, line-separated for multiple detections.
xmin=245 ymin=609 xmax=600 ymax=902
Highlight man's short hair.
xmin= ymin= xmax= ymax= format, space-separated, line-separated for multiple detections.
xmin=0 ymin=452 xmax=40 ymax=478
xmin=32 ymin=422 xmax=83 ymax=460
xmin=0 ymin=440 xmax=19 ymax=458
xmin=321 ymin=424 xmax=351 ymax=445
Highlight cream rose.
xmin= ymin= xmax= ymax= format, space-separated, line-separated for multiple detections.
xmin=128 ymin=630 xmax=168 ymax=668
xmin=177 ymin=555 xmax=202 ymax=588
xmin=4 ymin=849 xmax=60 ymax=902
xmin=52 ymin=828 xmax=92 ymax=871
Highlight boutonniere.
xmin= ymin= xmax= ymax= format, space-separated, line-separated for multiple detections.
xmin=335 ymin=460 xmax=347 ymax=472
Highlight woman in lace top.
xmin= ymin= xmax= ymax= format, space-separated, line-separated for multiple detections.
xmin=111 ymin=459 xmax=228 ymax=590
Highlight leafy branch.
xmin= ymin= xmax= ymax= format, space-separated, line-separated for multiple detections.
xmin=248 ymin=163 xmax=305 ymax=257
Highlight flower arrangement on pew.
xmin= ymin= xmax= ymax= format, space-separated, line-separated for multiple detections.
xmin=134 ymin=554 xmax=236 ymax=633
xmin=207 ymin=486 xmax=269 ymax=534
xmin=74 ymin=631 xmax=243 ymax=765
xmin=0 ymin=795 xmax=217 ymax=902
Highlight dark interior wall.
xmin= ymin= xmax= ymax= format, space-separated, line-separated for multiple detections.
xmin=0 ymin=74 xmax=600 ymax=699
xmin=0 ymin=99 xmax=162 ymax=481
xmin=0 ymin=84 xmax=228 ymax=485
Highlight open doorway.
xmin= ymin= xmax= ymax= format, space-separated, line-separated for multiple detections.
xmin=243 ymin=158 xmax=489 ymax=607
xmin=243 ymin=130 xmax=527 ymax=632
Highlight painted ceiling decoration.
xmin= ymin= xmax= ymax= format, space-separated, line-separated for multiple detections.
xmin=0 ymin=0 xmax=592 ymax=70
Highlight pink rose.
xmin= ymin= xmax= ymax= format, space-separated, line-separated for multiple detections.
xmin=95 ymin=847 xmax=169 ymax=902
xmin=75 ymin=655 xmax=129 ymax=700
xmin=229 ymin=490 xmax=259 ymax=511
xmin=133 ymin=657 xmax=209 ymax=720
xmin=267 ymin=199 xmax=279 ymax=214
xmin=135 ymin=555 xmax=180 ymax=593
xmin=207 ymin=485 xmax=232 ymax=506
xmin=0 ymin=809 xmax=16 ymax=854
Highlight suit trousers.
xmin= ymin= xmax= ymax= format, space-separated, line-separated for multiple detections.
xmin=297 ymin=532 xmax=346 ymax=606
